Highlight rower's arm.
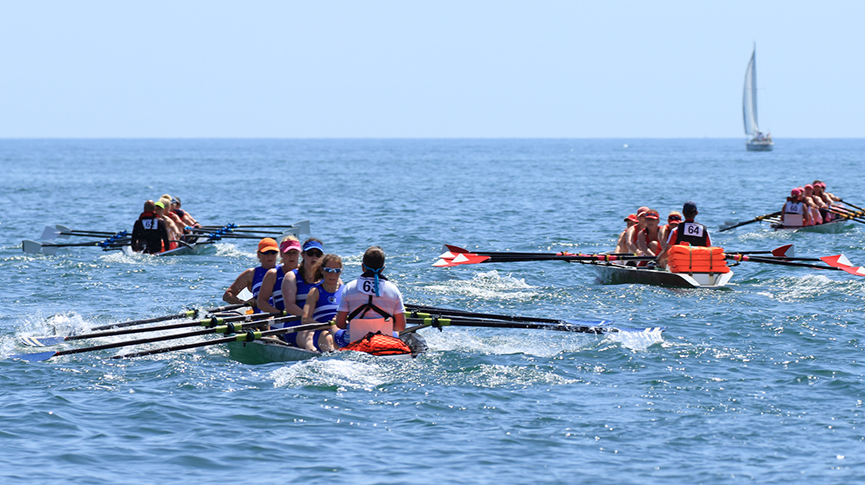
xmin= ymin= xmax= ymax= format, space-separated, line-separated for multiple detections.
xmin=335 ymin=311 xmax=348 ymax=329
xmin=223 ymin=269 xmax=254 ymax=305
xmin=301 ymin=287 xmax=320 ymax=324
xmin=256 ymin=269 xmax=281 ymax=314
xmin=279 ymin=271 xmax=305 ymax=316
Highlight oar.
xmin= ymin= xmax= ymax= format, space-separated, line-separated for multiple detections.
xmin=9 ymin=315 xmax=302 ymax=362
xmin=838 ymin=199 xmax=865 ymax=213
xmin=433 ymin=245 xmax=655 ymax=267
xmin=197 ymin=221 xmax=310 ymax=233
xmin=22 ymin=238 xmax=131 ymax=255
xmin=726 ymin=253 xmax=865 ymax=275
xmin=20 ymin=311 xmax=278 ymax=347
xmin=718 ymin=211 xmax=783 ymax=232
xmin=828 ymin=208 xmax=865 ymax=225
xmin=404 ymin=316 xmax=664 ymax=335
xmin=728 ymin=244 xmax=794 ymax=258
xmin=41 ymin=225 xmax=121 ymax=241
xmin=110 ymin=321 xmax=330 ymax=359
xmin=85 ymin=303 xmax=249 ymax=332
xmin=404 ymin=305 xmax=612 ymax=327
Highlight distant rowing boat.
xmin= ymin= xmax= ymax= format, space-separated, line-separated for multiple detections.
xmin=770 ymin=219 xmax=849 ymax=234
xmin=226 ymin=333 xmax=428 ymax=365
xmin=582 ymin=261 xmax=734 ymax=289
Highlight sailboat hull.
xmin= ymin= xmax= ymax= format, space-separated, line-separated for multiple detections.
xmin=746 ymin=139 xmax=773 ymax=151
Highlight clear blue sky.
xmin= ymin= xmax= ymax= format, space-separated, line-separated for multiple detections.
xmin=1 ymin=1 xmax=863 ymax=138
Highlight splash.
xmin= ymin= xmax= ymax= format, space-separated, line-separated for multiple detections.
xmin=604 ymin=327 xmax=665 ymax=352
xmin=426 ymin=270 xmax=538 ymax=300
xmin=270 ymin=357 xmax=391 ymax=390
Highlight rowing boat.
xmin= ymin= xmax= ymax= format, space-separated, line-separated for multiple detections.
xmin=583 ymin=261 xmax=734 ymax=289
xmin=226 ymin=332 xmax=428 ymax=364
xmin=770 ymin=219 xmax=849 ymax=234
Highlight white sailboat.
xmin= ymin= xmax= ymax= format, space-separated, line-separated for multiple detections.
xmin=743 ymin=45 xmax=773 ymax=151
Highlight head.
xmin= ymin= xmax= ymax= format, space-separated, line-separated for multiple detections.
xmin=299 ymin=238 xmax=325 ymax=278
xmin=667 ymin=211 xmax=682 ymax=227
xmin=154 ymin=201 xmax=165 ymax=214
xmin=362 ymin=246 xmax=386 ymax=274
xmin=791 ymin=187 xmax=803 ymax=200
xmin=143 ymin=200 xmax=156 ymax=212
xmin=682 ymin=201 xmax=698 ymax=219
xmin=313 ymin=254 xmax=343 ymax=283
xmin=624 ymin=214 xmax=638 ymax=227
xmin=804 ymin=184 xmax=814 ymax=195
xmin=257 ymin=238 xmax=280 ymax=267
xmin=172 ymin=197 xmax=181 ymax=208
xmin=279 ymin=235 xmax=301 ymax=269
xmin=644 ymin=210 xmax=660 ymax=230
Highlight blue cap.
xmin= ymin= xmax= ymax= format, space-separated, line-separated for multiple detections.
xmin=683 ymin=201 xmax=698 ymax=213
xmin=302 ymin=240 xmax=324 ymax=253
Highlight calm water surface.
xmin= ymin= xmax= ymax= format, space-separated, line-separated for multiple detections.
xmin=1 ymin=139 xmax=864 ymax=484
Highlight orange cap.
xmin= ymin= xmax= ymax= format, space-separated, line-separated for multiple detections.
xmin=257 ymin=238 xmax=279 ymax=253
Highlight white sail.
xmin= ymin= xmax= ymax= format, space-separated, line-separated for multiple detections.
xmin=742 ymin=47 xmax=759 ymax=137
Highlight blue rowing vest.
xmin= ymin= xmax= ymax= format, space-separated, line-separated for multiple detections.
xmin=311 ymin=283 xmax=344 ymax=324
xmin=271 ymin=265 xmax=286 ymax=311
xmin=293 ymin=268 xmax=317 ymax=310
xmin=250 ymin=266 xmax=270 ymax=314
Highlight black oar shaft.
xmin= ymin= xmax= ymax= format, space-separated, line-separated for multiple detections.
xmin=405 ymin=316 xmax=607 ymax=334
xmin=406 ymin=306 xmax=563 ymax=325
xmin=112 ymin=322 xmax=330 ymax=359
xmin=65 ymin=312 xmax=277 ymax=341
xmin=90 ymin=303 xmax=247 ymax=331
xmin=718 ymin=211 xmax=782 ymax=232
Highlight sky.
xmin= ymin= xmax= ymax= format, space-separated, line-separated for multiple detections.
xmin=1 ymin=1 xmax=863 ymax=138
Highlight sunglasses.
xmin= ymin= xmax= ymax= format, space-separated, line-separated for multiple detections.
xmin=261 ymin=250 xmax=278 ymax=255
xmin=305 ymin=250 xmax=323 ymax=257
xmin=322 ymin=267 xmax=342 ymax=274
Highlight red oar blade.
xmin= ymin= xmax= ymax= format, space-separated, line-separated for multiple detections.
xmin=433 ymin=252 xmax=491 ymax=267
xmin=820 ymin=255 xmax=865 ymax=276
xmin=771 ymin=244 xmax=794 ymax=258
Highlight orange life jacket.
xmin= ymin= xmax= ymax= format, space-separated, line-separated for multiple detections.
xmin=668 ymin=244 xmax=730 ymax=274
xmin=339 ymin=332 xmax=412 ymax=356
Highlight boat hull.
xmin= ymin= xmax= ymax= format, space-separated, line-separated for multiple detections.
xmin=771 ymin=219 xmax=848 ymax=233
xmin=227 ymin=333 xmax=428 ymax=364
xmin=746 ymin=140 xmax=774 ymax=151
xmin=587 ymin=262 xmax=733 ymax=289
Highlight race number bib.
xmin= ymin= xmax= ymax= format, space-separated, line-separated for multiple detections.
xmin=143 ymin=218 xmax=158 ymax=230
xmin=682 ymin=222 xmax=704 ymax=238
xmin=786 ymin=202 xmax=802 ymax=213
xmin=357 ymin=277 xmax=378 ymax=296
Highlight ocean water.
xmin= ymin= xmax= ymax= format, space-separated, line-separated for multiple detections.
xmin=1 ymin=138 xmax=864 ymax=484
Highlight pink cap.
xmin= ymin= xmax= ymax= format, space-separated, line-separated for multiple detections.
xmin=804 ymin=184 xmax=813 ymax=190
xmin=791 ymin=188 xmax=803 ymax=197
xmin=280 ymin=239 xmax=301 ymax=253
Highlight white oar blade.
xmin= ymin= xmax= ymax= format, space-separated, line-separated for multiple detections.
xmin=20 ymin=336 xmax=65 ymax=347
xmin=42 ymin=245 xmax=59 ymax=256
xmin=55 ymin=224 xmax=73 ymax=239
xmin=22 ymin=240 xmax=44 ymax=254
xmin=292 ymin=220 xmax=310 ymax=235
xmin=8 ymin=351 xmax=57 ymax=362
xmin=237 ymin=287 xmax=254 ymax=302
xmin=40 ymin=226 xmax=61 ymax=241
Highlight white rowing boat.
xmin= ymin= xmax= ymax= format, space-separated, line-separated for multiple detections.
xmin=770 ymin=219 xmax=849 ymax=234
xmin=584 ymin=261 xmax=734 ymax=289
xmin=226 ymin=333 xmax=428 ymax=365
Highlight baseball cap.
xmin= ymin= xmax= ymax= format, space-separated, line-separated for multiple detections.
xmin=258 ymin=238 xmax=279 ymax=253
xmin=280 ymin=239 xmax=301 ymax=253
xmin=302 ymin=240 xmax=324 ymax=253
xmin=644 ymin=210 xmax=660 ymax=220
xmin=683 ymin=201 xmax=698 ymax=213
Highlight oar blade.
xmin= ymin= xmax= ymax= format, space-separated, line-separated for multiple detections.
xmin=563 ymin=319 xmax=615 ymax=327
xmin=55 ymin=224 xmax=73 ymax=239
xmin=820 ymin=255 xmax=865 ymax=276
xmin=771 ymin=244 xmax=794 ymax=258
xmin=22 ymin=240 xmax=43 ymax=254
xmin=20 ymin=336 xmax=65 ymax=347
xmin=292 ymin=220 xmax=310 ymax=235
xmin=613 ymin=326 xmax=667 ymax=334
xmin=42 ymin=245 xmax=59 ymax=256
xmin=8 ymin=351 xmax=57 ymax=362
xmin=41 ymin=226 xmax=61 ymax=241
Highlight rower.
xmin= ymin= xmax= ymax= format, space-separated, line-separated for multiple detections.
xmin=615 ymin=214 xmax=638 ymax=253
xmin=222 ymin=237 xmax=280 ymax=313
xmin=300 ymin=253 xmax=344 ymax=352
xmin=781 ymin=187 xmax=810 ymax=227
xmin=154 ymin=201 xmax=181 ymax=250
xmin=625 ymin=206 xmax=650 ymax=254
xmin=278 ymin=238 xmax=327 ymax=347
xmin=333 ymin=246 xmax=406 ymax=349
xmin=131 ymin=200 xmax=170 ymax=254
xmin=256 ymin=236 xmax=301 ymax=315
xmin=801 ymin=185 xmax=823 ymax=225
xmin=811 ymin=181 xmax=835 ymax=221
xmin=658 ymin=211 xmax=682 ymax=252
xmin=656 ymin=201 xmax=711 ymax=267
xmin=170 ymin=197 xmax=200 ymax=229
xmin=636 ymin=210 xmax=661 ymax=256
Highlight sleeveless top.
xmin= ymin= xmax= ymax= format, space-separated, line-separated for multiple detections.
xmin=311 ymin=283 xmax=344 ymax=323
xmin=250 ymin=266 xmax=270 ymax=314
xmin=292 ymin=268 xmax=318 ymax=311
xmin=671 ymin=220 xmax=710 ymax=247
xmin=784 ymin=200 xmax=804 ymax=215
xmin=271 ymin=265 xmax=286 ymax=311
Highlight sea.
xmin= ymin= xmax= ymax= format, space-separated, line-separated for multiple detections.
xmin=1 ymin=138 xmax=864 ymax=484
